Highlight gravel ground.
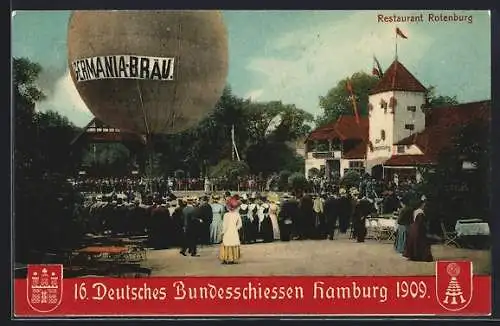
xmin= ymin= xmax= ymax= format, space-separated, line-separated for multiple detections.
xmin=144 ymin=233 xmax=491 ymax=276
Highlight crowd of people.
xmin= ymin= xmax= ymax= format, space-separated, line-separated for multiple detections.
xmin=72 ymin=174 xmax=274 ymax=195
xmin=77 ymin=176 xmax=434 ymax=265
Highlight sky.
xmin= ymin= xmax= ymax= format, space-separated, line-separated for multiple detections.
xmin=12 ymin=10 xmax=491 ymax=127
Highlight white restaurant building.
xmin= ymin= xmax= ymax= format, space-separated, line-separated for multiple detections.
xmin=304 ymin=59 xmax=490 ymax=181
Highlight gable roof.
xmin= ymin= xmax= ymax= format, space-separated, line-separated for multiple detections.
xmin=307 ymin=116 xmax=368 ymax=142
xmin=386 ymin=100 xmax=491 ymax=166
xmin=71 ymin=117 xmax=145 ymax=146
xmin=369 ymin=60 xmax=427 ymax=95
xmin=424 ymin=100 xmax=491 ymax=128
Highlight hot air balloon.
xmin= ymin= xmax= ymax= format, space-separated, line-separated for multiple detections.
xmin=67 ymin=10 xmax=228 ymax=136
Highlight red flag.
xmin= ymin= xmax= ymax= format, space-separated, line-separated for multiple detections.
xmin=346 ymin=79 xmax=353 ymax=93
xmin=396 ymin=27 xmax=408 ymax=39
xmin=346 ymin=79 xmax=360 ymax=125
xmin=373 ymin=55 xmax=383 ymax=78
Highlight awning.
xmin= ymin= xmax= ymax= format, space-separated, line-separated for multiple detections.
xmin=365 ymin=157 xmax=388 ymax=171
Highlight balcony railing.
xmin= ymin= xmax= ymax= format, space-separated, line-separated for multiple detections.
xmin=307 ymin=151 xmax=342 ymax=160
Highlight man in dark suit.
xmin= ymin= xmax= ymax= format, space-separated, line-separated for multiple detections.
xmin=324 ymin=193 xmax=339 ymax=240
xmin=196 ymin=196 xmax=213 ymax=245
xmin=180 ymin=198 xmax=201 ymax=257
xmin=279 ymin=195 xmax=300 ymax=241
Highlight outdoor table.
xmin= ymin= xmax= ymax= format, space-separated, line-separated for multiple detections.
xmin=365 ymin=217 xmax=397 ymax=241
xmin=69 ymin=245 xmax=148 ymax=276
xmin=455 ymin=219 xmax=490 ymax=236
xmin=77 ymin=246 xmax=130 ymax=255
xmin=454 ymin=219 xmax=490 ymax=249
xmin=366 ymin=216 xmax=398 ymax=231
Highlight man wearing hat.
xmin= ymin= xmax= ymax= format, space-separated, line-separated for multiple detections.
xmin=246 ymin=194 xmax=259 ymax=243
xmin=337 ymin=188 xmax=352 ymax=234
xmin=180 ymin=197 xmax=201 ymax=257
xmin=238 ymin=195 xmax=251 ymax=244
xmin=278 ymin=194 xmax=299 ymax=241
xmin=324 ymin=192 xmax=339 ymax=240
xmin=352 ymin=196 xmax=374 ymax=242
xmin=196 ymin=196 xmax=213 ymax=245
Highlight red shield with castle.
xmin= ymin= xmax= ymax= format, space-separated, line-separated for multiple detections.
xmin=435 ymin=261 xmax=473 ymax=312
xmin=27 ymin=264 xmax=63 ymax=313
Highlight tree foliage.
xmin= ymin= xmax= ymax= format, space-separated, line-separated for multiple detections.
xmin=416 ymin=121 xmax=490 ymax=232
xmin=209 ymin=159 xmax=249 ymax=179
xmin=426 ymin=86 xmax=459 ymax=108
xmin=288 ymin=172 xmax=308 ymax=194
xmin=14 ymin=57 xmax=83 ymax=262
xmin=340 ymin=170 xmax=362 ymax=189
xmin=146 ymin=86 xmax=312 ymax=178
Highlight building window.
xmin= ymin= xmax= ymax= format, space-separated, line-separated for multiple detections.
xmin=397 ymin=145 xmax=405 ymax=154
xmin=380 ymin=130 xmax=386 ymax=141
xmin=349 ymin=161 xmax=364 ymax=168
xmin=407 ymin=106 xmax=417 ymax=112
xmin=405 ymin=124 xmax=415 ymax=130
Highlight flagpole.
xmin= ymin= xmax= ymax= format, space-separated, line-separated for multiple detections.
xmin=231 ymin=124 xmax=241 ymax=162
xmin=231 ymin=124 xmax=235 ymax=161
xmin=395 ymin=26 xmax=398 ymax=60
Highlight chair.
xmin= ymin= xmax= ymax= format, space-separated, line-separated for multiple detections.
xmin=366 ymin=218 xmax=380 ymax=240
xmin=373 ymin=219 xmax=393 ymax=242
xmin=440 ymin=222 xmax=459 ymax=247
xmin=379 ymin=224 xmax=396 ymax=242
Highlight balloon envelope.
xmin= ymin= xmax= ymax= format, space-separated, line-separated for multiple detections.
xmin=68 ymin=10 xmax=228 ymax=135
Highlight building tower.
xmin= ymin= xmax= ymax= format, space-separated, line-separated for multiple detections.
xmin=365 ymin=59 xmax=427 ymax=172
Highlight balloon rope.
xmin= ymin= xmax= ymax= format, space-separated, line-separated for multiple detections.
xmin=136 ymin=81 xmax=153 ymax=193
xmin=136 ymin=81 xmax=151 ymax=136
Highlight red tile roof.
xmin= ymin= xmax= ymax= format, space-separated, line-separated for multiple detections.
xmin=424 ymin=100 xmax=490 ymax=128
xmin=386 ymin=100 xmax=491 ymax=166
xmin=343 ymin=140 xmax=367 ymax=159
xmin=369 ymin=60 xmax=427 ymax=95
xmin=307 ymin=116 xmax=368 ymax=141
xmin=384 ymin=154 xmax=435 ymax=166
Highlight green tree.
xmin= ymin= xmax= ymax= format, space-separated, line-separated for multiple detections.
xmin=340 ymin=170 xmax=362 ymax=189
xmin=288 ymin=172 xmax=308 ymax=194
xmin=317 ymin=72 xmax=379 ymax=127
xmin=417 ymin=120 xmax=490 ymax=233
xmin=14 ymin=57 xmax=46 ymax=177
xmin=14 ymin=58 xmax=83 ymax=262
xmin=209 ymin=159 xmax=249 ymax=179
xmin=34 ymin=110 xmax=80 ymax=175
xmin=426 ymin=86 xmax=459 ymax=108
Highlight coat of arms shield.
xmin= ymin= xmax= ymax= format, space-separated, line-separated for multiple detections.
xmin=26 ymin=264 xmax=63 ymax=313
xmin=435 ymin=261 xmax=473 ymax=312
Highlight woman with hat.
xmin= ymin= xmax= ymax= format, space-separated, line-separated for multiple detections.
xmin=210 ymin=194 xmax=224 ymax=244
xmin=404 ymin=199 xmax=433 ymax=262
xmin=394 ymin=195 xmax=412 ymax=253
xmin=267 ymin=193 xmax=281 ymax=240
xmin=220 ymin=196 xmax=243 ymax=264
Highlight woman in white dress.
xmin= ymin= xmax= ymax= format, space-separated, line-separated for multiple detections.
xmin=267 ymin=193 xmax=281 ymax=240
xmin=219 ymin=196 xmax=243 ymax=264
xmin=269 ymin=201 xmax=281 ymax=240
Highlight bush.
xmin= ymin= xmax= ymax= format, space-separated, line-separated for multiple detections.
xmin=288 ymin=172 xmax=308 ymax=193
xmin=278 ymin=170 xmax=291 ymax=191
xmin=15 ymin=174 xmax=84 ymax=262
xmin=174 ymin=169 xmax=185 ymax=179
xmin=209 ymin=159 xmax=249 ymax=180
xmin=340 ymin=170 xmax=361 ymax=189
xmin=308 ymin=167 xmax=320 ymax=178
